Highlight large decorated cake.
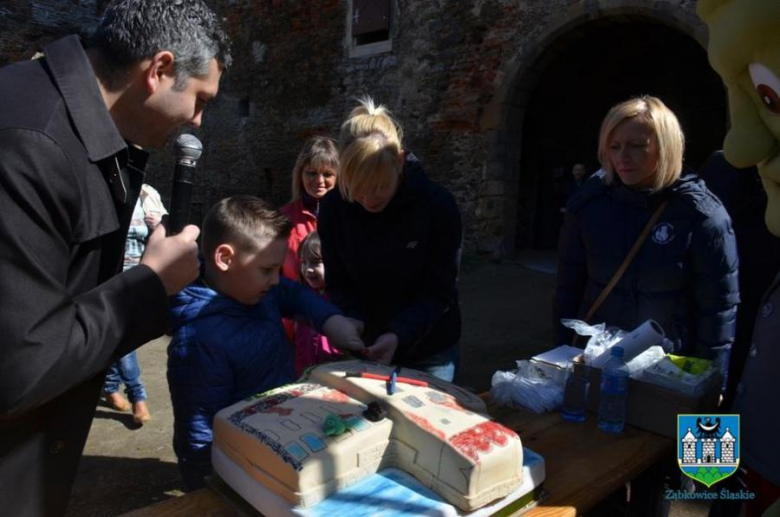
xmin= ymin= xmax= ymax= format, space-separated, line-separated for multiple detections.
xmin=212 ymin=360 xmax=523 ymax=512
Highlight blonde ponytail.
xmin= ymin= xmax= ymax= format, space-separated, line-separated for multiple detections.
xmin=338 ymin=96 xmax=405 ymax=203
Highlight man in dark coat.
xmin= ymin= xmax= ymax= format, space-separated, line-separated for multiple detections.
xmin=0 ymin=1 xmax=231 ymax=515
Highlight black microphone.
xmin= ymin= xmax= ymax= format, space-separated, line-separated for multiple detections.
xmin=168 ymin=134 xmax=203 ymax=235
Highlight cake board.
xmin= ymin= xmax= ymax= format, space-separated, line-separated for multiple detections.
xmin=210 ymin=445 xmax=545 ymax=517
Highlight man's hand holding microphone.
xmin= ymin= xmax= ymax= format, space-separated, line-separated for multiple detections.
xmin=140 ymin=134 xmax=203 ymax=296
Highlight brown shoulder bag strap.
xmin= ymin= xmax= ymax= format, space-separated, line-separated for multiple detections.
xmin=583 ymin=199 xmax=670 ymax=324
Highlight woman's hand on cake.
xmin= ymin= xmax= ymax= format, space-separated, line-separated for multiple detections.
xmin=322 ymin=315 xmax=366 ymax=355
xmin=365 ymin=333 xmax=399 ymax=365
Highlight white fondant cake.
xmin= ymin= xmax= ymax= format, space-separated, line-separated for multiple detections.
xmin=212 ymin=360 xmax=523 ymax=511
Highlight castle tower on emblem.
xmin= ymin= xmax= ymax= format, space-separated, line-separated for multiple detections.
xmin=678 ymin=415 xmax=740 ymax=488
xmin=702 ymin=437 xmax=716 ymax=463
xmin=682 ymin=428 xmax=697 ymax=464
xmin=678 ymin=417 xmax=739 ymax=468
xmin=720 ymin=428 xmax=735 ymax=463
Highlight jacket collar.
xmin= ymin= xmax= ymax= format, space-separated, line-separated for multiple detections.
xmin=381 ymin=152 xmax=426 ymax=212
xmin=43 ymin=35 xmax=126 ymax=163
xmin=301 ymin=191 xmax=320 ymax=218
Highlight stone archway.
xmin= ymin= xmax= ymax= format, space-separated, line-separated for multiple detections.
xmin=481 ymin=3 xmax=727 ymax=253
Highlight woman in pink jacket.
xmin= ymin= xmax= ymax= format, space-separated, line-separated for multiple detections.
xmin=280 ymin=136 xmax=339 ymax=281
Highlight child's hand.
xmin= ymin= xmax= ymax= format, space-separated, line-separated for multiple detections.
xmin=322 ymin=315 xmax=366 ymax=355
xmin=145 ymin=212 xmax=163 ymax=231
xmin=365 ymin=333 xmax=398 ymax=365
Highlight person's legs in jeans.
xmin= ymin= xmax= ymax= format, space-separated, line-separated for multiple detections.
xmin=115 ymin=351 xmax=147 ymax=403
xmin=105 ymin=351 xmax=151 ymax=423
xmin=405 ymin=345 xmax=460 ymax=382
xmin=103 ymin=360 xmax=131 ymax=412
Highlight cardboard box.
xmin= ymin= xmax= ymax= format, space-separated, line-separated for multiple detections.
xmin=585 ymin=367 xmax=721 ymax=438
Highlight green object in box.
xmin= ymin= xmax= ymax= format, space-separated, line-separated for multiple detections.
xmin=667 ymin=354 xmax=711 ymax=375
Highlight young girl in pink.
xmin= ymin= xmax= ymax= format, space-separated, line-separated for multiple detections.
xmin=294 ymin=232 xmax=343 ymax=374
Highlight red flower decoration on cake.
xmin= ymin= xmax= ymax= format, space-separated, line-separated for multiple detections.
xmin=449 ymin=421 xmax=517 ymax=463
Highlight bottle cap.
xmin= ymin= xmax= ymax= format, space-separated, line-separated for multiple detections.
xmin=611 ymin=346 xmax=625 ymax=358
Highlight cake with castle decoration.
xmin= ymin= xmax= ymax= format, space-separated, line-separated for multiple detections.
xmin=212 ymin=360 xmax=524 ymax=512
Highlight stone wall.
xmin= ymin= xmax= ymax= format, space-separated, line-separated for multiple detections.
xmin=0 ymin=0 xmax=706 ymax=254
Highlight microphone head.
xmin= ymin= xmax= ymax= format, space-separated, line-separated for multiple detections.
xmin=173 ymin=134 xmax=203 ymax=163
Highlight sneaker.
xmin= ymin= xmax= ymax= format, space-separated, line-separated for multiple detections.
xmin=132 ymin=400 xmax=151 ymax=425
xmin=104 ymin=391 xmax=131 ymax=412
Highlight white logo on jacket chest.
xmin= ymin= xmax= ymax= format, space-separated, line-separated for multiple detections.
xmin=652 ymin=222 xmax=675 ymax=245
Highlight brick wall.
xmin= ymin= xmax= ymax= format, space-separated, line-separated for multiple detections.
xmin=0 ymin=0 xmax=705 ymax=254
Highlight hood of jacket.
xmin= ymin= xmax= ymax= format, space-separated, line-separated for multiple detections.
xmin=169 ymin=280 xmax=250 ymax=332
xmin=569 ymin=172 xmax=718 ymax=215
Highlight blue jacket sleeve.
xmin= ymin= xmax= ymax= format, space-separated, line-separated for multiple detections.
xmin=385 ymin=191 xmax=462 ymax=350
xmin=690 ymin=208 xmax=740 ymax=358
xmin=553 ymin=210 xmax=588 ymax=344
xmin=276 ymin=277 xmax=342 ymax=332
xmin=167 ymin=335 xmax=234 ymax=487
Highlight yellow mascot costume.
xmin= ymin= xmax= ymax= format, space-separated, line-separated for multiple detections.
xmin=698 ymin=1 xmax=780 ymax=514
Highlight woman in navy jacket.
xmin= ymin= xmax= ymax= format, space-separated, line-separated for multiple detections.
xmin=319 ymin=97 xmax=462 ymax=381
xmin=553 ymin=96 xmax=739 ymax=361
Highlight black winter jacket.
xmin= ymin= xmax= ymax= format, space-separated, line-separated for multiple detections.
xmin=319 ymin=154 xmax=462 ymax=364
xmin=553 ymin=173 xmax=739 ymax=359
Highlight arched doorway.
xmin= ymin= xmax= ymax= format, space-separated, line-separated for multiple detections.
xmin=516 ymin=18 xmax=727 ymax=250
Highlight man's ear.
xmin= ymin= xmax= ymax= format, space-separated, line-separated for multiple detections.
xmin=214 ymin=244 xmax=236 ymax=272
xmin=397 ymin=149 xmax=406 ymax=165
xmin=143 ymin=51 xmax=176 ymax=94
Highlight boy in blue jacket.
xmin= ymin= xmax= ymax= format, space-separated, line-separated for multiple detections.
xmin=167 ymin=195 xmax=365 ymax=490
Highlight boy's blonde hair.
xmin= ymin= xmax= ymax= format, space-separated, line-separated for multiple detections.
xmin=598 ymin=95 xmax=685 ymax=193
xmin=289 ymin=136 xmax=339 ymax=203
xmin=202 ymin=195 xmax=292 ymax=260
xmin=338 ymin=96 xmax=404 ymax=203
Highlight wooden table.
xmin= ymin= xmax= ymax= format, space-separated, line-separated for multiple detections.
xmin=121 ymin=404 xmax=672 ymax=517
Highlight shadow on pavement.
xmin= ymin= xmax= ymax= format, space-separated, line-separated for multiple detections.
xmin=66 ymin=455 xmax=184 ymax=517
xmin=93 ymin=408 xmax=143 ymax=431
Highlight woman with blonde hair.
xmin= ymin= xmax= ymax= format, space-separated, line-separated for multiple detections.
xmin=280 ymin=136 xmax=339 ymax=281
xmin=319 ymin=97 xmax=462 ymax=381
xmin=553 ymin=95 xmax=739 ymax=363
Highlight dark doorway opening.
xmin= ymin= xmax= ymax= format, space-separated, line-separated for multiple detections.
xmin=516 ymin=19 xmax=727 ymax=250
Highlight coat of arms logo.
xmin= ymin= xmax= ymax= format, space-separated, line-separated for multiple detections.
xmin=677 ymin=414 xmax=739 ymax=488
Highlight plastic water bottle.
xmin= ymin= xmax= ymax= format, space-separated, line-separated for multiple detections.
xmin=598 ymin=346 xmax=629 ymax=434
xmin=561 ymin=355 xmax=590 ymax=423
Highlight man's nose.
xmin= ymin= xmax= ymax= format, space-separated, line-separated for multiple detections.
xmin=190 ymin=110 xmax=203 ymax=128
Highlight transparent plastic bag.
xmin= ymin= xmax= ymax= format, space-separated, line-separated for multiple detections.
xmin=561 ymin=319 xmax=625 ymax=366
xmin=490 ymin=360 xmax=564 ymax=413
xmin=562 ymin=319 xmax=671 ymax=376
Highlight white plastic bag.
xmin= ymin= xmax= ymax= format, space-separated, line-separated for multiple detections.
xmin=490 ymin=360 xmax=564 ymax=413
xmin=561 ymin=319 xmax=625 ymax=365
xmin=562 ymin=319 xmax=670 ymax=376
